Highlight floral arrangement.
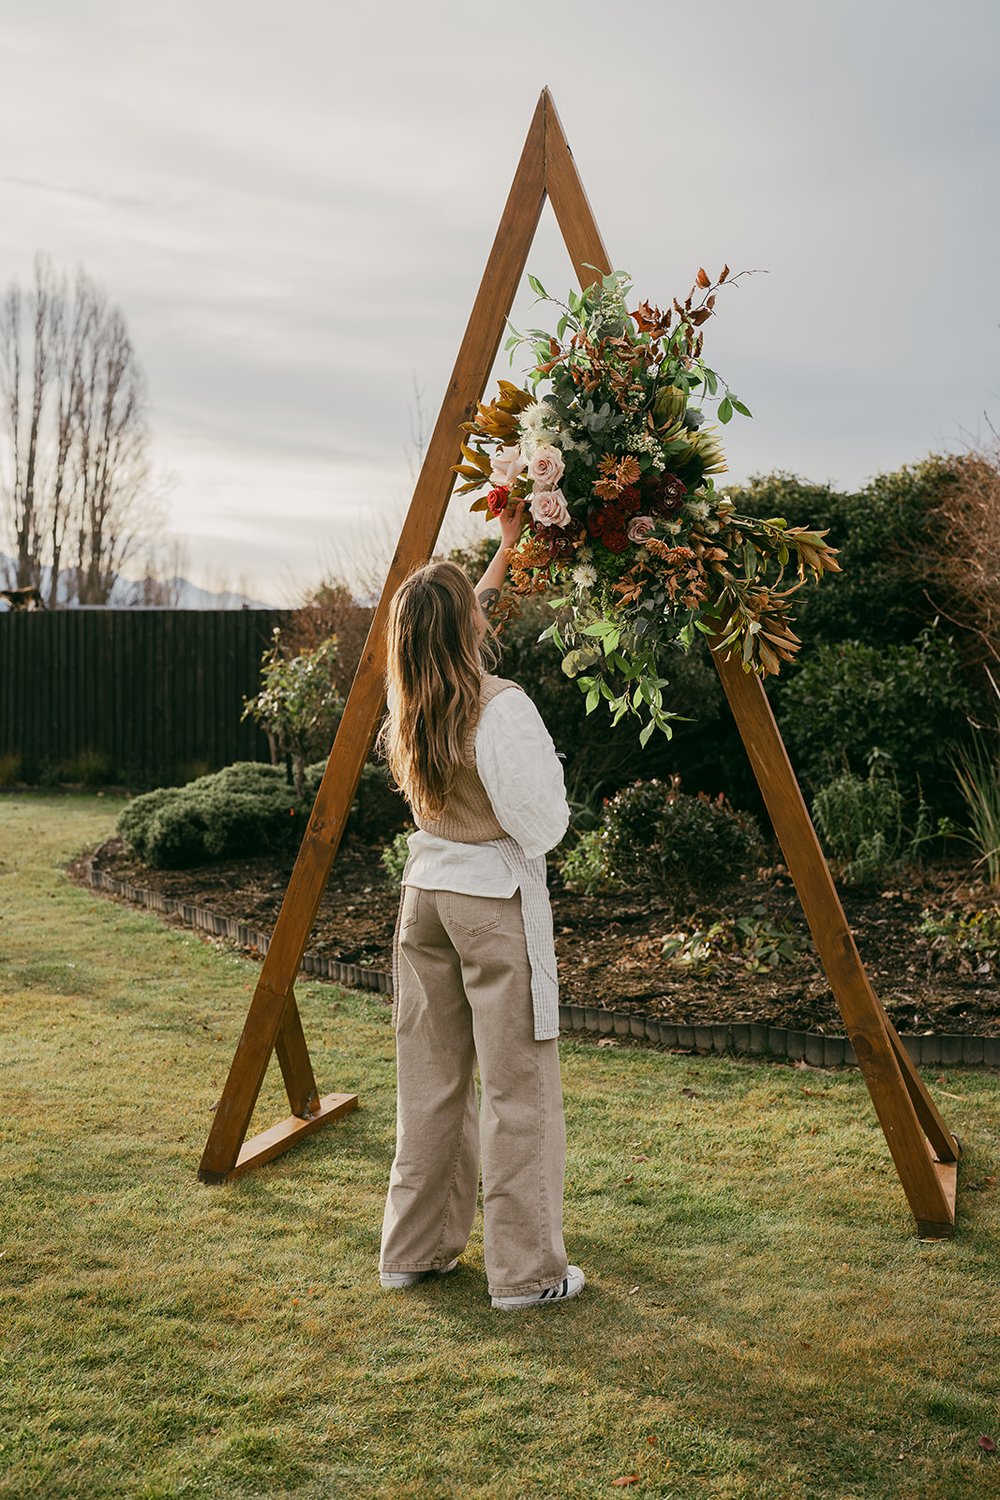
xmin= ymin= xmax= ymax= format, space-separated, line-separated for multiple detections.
xmin=454 ymin=267 xmax=841 ymax=742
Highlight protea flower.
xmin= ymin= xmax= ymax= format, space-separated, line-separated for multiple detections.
xmin=692 ymin=426 xmax=728 ymax=474
xmin=653 ymin=383 xmax=688 ymax=427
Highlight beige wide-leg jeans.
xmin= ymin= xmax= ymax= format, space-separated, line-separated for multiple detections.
xmin=379 ymin=884 xmax=570 ymax=1298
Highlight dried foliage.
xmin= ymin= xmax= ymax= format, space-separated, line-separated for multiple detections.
xmin=916 ymin=446 xmax=1000 ymax=669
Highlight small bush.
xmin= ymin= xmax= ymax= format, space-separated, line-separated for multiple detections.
xmin=559 ymin=828 xmax=623 ymax=896
xmin=561 ymin=776 xmax=765 ymax=904
xmin=918 ymin=904 xmax=1000 ymax=975
xmin=347 ymin=761 xmax=409 ymax=845
xmin=777 ymin=626 xmax=975 ymax=810
xmin=60 ymin=749 xmax=113 ymax=787
xmin=0 ymin=753 xmax=22 ymax=786
xmin=811 ymin=765 xmax=937 ymax=887
xmin=659 ymin=906 xmax=807 ymax=975
xmin=380 ymin=829 xmax=413 ymax=890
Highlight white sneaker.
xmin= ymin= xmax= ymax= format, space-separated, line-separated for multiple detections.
xmin=380 ymin=1257 xmax=460 ymax=1289
xmin=491 ymin=1265 xmax=585 ymax=1309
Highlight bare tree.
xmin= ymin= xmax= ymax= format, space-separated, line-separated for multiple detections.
xmin=0 ymin=255 xmax=158 ymax=604
xmin=0 ymin=261 xmax=49 ymax=589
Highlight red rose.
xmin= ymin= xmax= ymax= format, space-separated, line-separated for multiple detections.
xmin=618 ymin=485 xmax=642 ymax=515
xmin=486 ymin=485 xmax=510 ymax=518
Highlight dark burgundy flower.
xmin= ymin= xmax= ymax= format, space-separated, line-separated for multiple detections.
xmin=587 ymin=503 xmax=625 ymax=539
xmin=602 ymin=528 xmax=631 ymax=555
xmin=644 ymin=471 xmax=687 ymax=516
xmin=546 ymin=525 xmax=582 ymax=562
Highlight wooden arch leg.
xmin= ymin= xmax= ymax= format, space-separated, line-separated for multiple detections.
xmin=710 ymin=639 xmax=960 ymax=1236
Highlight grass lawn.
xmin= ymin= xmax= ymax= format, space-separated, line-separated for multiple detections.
xmin=1 ymin=793 xmax=998 ymax=1500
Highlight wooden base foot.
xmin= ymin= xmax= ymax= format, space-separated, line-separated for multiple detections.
xmin=198 ymin=1092 xmax=359 ymax=1183
xmin=917 ymin=1158 xmax=959 ymax=1238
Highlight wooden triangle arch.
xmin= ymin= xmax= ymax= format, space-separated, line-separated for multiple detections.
xmin=198 ymin=88 xmax=961 ymax=1238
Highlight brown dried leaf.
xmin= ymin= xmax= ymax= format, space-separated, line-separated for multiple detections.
xmin=696 ymin=267 xmax=711 ymax=288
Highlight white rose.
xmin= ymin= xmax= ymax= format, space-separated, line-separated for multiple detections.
xmin=527 ymin=444 xmax=565 ymax=487
xmin=530 ymin=488 xmax=570 ymax=528
xmin=489 ymin=444 xmax=526 ymax=486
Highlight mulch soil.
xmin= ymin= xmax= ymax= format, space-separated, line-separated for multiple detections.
xmin=76 ymin=836 xmax=1000 ymax=1037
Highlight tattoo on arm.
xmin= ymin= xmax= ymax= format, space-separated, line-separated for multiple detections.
xmin=479 ymin=588 xmax=501 ymax=619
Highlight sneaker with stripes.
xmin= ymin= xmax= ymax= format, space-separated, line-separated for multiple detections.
xmin=491 ymin=1265 xmax=585 ymax=1309
xmin=380 ymin=1257 xmax=460 ymax=1289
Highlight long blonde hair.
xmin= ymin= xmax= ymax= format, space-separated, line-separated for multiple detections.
xmin=377 ymin=560 xmax=499 ymax=820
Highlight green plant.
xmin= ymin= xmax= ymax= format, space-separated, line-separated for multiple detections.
xmin=0 ymin=752 xmax=22 ymax=786
xmin=347 ymin=761 xmax=410 ymax=845
xmin=559 ymin=827 xmax=623 ymax=895
xmin=59 ymin=749 xmax=113 ymax=787
xmin=561 ymin=775 xmax=765 ymax=904
xmin=731 ymin=456 xmax=969 ymax=653
xmin=917 ymin=904 xmax=1000 ymax=976
xmin=948 ymin=719 xmax=1000 ymax=888
xmin=241 ymin=628 xmax=343 ymax=796
xmin=660 ymin=905 xmax=806 ymax=975
xmin=777 ymin=625 xmax=975 ymax=808
xmin=380 ymin=829 xmax=413 ymax=890
xmin=812 ymin=762 xmax=940 ymax=887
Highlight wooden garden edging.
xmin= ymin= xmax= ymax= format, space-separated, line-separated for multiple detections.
xmin=86 ymin=859 xmax=1000 ymax=1070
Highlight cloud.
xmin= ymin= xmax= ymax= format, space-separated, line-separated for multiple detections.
xmin=1 ymin=0 xmax=998 ymax=596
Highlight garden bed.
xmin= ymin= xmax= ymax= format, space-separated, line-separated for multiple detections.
xmin=76 ymin=837 xmax=999 ymax=1038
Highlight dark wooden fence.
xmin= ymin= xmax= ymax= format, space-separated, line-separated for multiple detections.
xmin=0 ymin=608 xmax=292 ymax=786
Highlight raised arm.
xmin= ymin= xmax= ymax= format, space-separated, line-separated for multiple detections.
xmin=474 ymin=500 xmax=526 ymax=621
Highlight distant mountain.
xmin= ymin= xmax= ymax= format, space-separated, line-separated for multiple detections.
xmin=0 ymin=556 xmax=277 ymax=610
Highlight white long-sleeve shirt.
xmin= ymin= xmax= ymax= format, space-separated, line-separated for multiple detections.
xmin=400 ymin=687 xmax=570 ymax=896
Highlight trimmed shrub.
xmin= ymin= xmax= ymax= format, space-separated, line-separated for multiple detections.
xmin=117 ymin=762 xmax=320 ymax=868
xmin=560 ymin=776 xmax=766 ymax=905
xmin=117 ymin=759 xmax=403 ymax=869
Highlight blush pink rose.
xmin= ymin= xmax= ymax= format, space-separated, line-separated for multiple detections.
xmin=627 ymin=514 xmax=656 ymax=543
xmin=530 ymin=488 xmax=570 ymax=528
xmin=490 ymin=444 xmax=526 ymax=486
xmin=527 ymin=444 xmax=565 ymax=487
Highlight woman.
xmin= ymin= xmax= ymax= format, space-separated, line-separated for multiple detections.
xmin=376 ymin=507 xmax=585 ymax=1309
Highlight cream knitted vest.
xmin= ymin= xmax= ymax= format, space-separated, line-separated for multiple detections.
xmin=413 ymin=673 xmax=522 ymax=843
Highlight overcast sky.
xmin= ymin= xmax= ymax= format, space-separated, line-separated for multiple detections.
xmin=2 ymin=0 xmax=998 ymax=603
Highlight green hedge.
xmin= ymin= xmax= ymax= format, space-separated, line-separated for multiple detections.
xmin=117 ymin=760 xmax=406 ymax=869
